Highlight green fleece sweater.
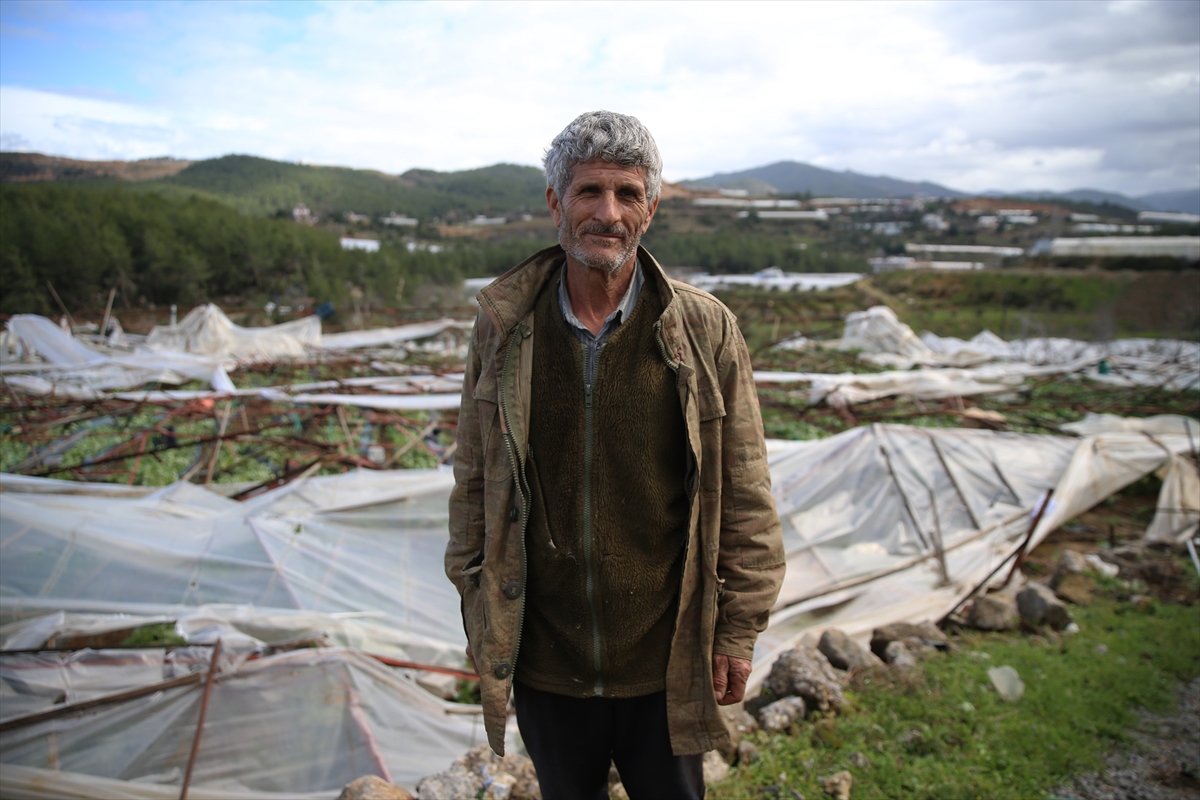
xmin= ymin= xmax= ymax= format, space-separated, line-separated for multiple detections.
xmin=517 ymin=268 xmax=691 ymax=698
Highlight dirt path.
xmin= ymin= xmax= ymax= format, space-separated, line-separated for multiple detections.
xmin=1055 ymin=676 xmax=1200 ymax=799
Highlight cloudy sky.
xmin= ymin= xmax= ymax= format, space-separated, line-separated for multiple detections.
xmin=1 ymin=0 xmax=1197 ymax=196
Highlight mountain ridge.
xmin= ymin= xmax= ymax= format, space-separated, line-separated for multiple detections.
xmin=4 ymin=151 xmax=1196 ymax=215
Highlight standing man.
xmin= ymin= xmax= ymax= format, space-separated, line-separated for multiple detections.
xmin=446 ymin=111 xmax=784 ymax=799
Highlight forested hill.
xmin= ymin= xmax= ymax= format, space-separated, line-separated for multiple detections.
xmin=0 ymin=152 xmax=548 ymax=221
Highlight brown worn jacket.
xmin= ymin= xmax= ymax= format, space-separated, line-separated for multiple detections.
xmin=446 ymin=245 xmax=785 ymax=756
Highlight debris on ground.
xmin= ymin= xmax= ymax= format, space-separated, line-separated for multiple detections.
xmin=415 ymin=744 xmax=540 ymax=800
xmin=339 ymin=775 xmax=416 ymax=800
xmin=763 ymin=644 xmax=847 ymax=715
xmin=1055 ymin=677 xmax=1200 ymax=800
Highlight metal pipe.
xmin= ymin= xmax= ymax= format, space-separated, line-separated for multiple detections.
xmin=180 ymin=638 xmax=222 ymax=800
xmin=1000 ymin=489 xmax=1054 ymax=589
xmin=0 ymin=673 xmax=202 ymax=733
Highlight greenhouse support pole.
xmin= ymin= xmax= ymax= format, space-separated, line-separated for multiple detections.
xmin=180 ymin=638 xmax=222 ymax=800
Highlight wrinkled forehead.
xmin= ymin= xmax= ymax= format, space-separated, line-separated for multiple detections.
xmin=566 ymin=159 xmax=648 ymax=192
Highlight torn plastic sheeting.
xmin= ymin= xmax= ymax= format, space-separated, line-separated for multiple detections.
xmin=318 ymin=319 xmax=474 ymax=350
xmin=750 ymin=425 xmax=1198 ymax=697
xmin=0 ymin=470 xmax=465 ymax=667
xmin=0 ymin=765 xmax=336 ymax=800
xmin=0 ymin=647 xmax=217 ymax=722
xmin=1145 ymin=452 xmax=1200 ymax=544
xmin=108 ymin=374 xmax=464 ymax=406
xmin=755 ymin=360 xmax=1099 ymax=405
xmin=145 ymin=305 xmax=320 ymax=362
xmin=1060 ymin=413 xmax=1200 ymax=438
xmin=290 ymin=393 xmax=463 ymax=411
xmin=0 ymin=647 xmax=484 ymax=797
xmin=4 ymin=315 xmax=235 ymax=393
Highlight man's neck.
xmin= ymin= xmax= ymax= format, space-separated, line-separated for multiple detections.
xmin=563 ymin=255 xmax=637 ymax=336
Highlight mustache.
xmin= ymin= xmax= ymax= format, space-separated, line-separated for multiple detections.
xmin=578 ymin=222 xmax=629 ymax=238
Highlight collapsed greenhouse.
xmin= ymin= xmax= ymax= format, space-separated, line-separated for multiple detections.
xmin=1 ymin=304 xmax=1197 ymax=798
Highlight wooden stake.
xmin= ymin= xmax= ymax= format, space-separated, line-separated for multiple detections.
xmin=45 ymin=281 xmax=77 ymax=330
xmin=100 ymin=288 xmax=116 ymax=341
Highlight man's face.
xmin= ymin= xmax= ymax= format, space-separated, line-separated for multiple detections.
xmin=547 ymin=160 xmax=658 ymax=275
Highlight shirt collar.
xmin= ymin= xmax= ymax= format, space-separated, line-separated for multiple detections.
xmin=558 ymin=259 xmax=644 ymax=335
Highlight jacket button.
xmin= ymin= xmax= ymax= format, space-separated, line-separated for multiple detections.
xmin=493 ymin=663 xmax=512 ymax=679
xmin=503 ymin=581 xmax=521 ymax=599
xmin=509 ymin=505 xmax=519 ymax=521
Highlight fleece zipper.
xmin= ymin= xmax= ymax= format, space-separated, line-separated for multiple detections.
xmin=582 ymin=341 xmax=604 ymax=695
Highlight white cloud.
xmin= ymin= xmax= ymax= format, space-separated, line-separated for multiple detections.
xmin=0 ymin=0 xmax=1196 ymax=195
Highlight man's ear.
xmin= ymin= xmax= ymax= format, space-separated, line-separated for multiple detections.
xmin=641 ymin=196 xmax=659 ymax=233
xmin=546 ymin=186 xmax=562 ymax=227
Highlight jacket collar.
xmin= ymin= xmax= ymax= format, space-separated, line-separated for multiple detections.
xmin=477 ymin=244 xmax=677 ymax=338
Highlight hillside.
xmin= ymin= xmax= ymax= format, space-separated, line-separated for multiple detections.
xmin=0 ymin=152 xmax=193 ymax=183
xmin=0 ymin=152 xmax=549 ymax=222
xmin=682 ymin=161 xmax=967 ymax=199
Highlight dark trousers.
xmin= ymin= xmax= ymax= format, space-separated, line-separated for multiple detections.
xmin=513 ymin=681 xmax=706 ymax=800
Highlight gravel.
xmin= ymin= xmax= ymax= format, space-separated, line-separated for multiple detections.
xmin=1054 ymin=677 xmax=1200 ymax=800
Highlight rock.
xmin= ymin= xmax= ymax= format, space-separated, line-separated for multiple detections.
xmin=339 ymin=775 xmax=415 ymax=800
xmin=1084 ymin=553 xmax=1120 ymax=578
xmin=896 ymin=729 xmax=923 ymax=747
xmin=723 ymin=705 xmax=759 ymax=736
xmin=757 ymin=696 xmax=808 ymax=732
xmin=1016 ymin=583 xmax=1073 ymax=630
xmin=609 ymin=782 xmax=630 ymax=800
xmin=703 ymin=750 xmax=731 ymax=784
xmin=737 ymin=740 xmax=761 ymax=765
xmin=820 ymin=770 xmax=853 ymax=800
xmin=988 ymin=665 xmax=1025 ymax=702
xmin=764 ymin=644 xmax=846 ymax=713
xmin=884 ymin=641 xmax=917 ymax=670
xmin=1094 ymin=644 xmax=1108 ymax=655
xmin=415 ymin=763 xmax=481 ymax=800
xmin=869 ymin=622 xmax=948 ymax=661
xmin=818 ymin=629 xmax=882 ymax=672
xmin=1055 ymin=573 xmax=1095 ymax=605
xmin=417 ymin=744 xmax=540 ymax=800
xmin=966 ymin=593 xmax=1019 ymax=631
xmin=1049 ymin=550 xmax=1089 ymax=590
xmin=848 ymin=752 xmax=870 ymax=769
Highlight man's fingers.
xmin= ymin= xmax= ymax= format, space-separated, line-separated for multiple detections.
xmin=712 ymin=653 xmax=729 ymax=697
xmin=715 ymin=655 xmax=751 ymax=706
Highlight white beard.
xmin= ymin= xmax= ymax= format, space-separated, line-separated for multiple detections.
xmin=558 ymin=219 xmax=642 ymax=275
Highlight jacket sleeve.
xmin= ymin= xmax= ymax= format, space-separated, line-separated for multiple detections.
xmin=445 ymin=310 xmax=488 ymax=597
xmin=711 ymin=311 xmax=785 ymax=662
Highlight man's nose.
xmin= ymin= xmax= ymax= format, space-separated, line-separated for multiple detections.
xmin=593 ymin=190 xmax=622 ymax=225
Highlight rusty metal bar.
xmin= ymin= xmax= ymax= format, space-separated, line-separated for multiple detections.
xmin=1001 ymin=489 xmax=1054 ymax=588
xmin=0 ymin=672 xmax=203 ymax=733
xmin=180 ymin=638 xmax=222 ymax=800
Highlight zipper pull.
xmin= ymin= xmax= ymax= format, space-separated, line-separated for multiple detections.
xmin=585 ymin=383 xmax=593 ymax=408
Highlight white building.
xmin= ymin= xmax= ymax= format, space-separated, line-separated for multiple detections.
xmin=381 ymin=214 xmax=419 ymax=226
xmin=905 ymin=243 xmax=1025 ymax=258
xmin=1138 ymin=211 xmax=1200 ymax=225
xmin=736 ymin=210 xmax=829 ymax=221
xmin=339 ymin=237 xmax=380 ymax=253
xmin=468 ymin=215 xmax=506 ymax=226
xmin=1048 ymin=236 xmax=1200 ymax=260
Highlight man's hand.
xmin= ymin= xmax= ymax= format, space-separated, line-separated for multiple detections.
xmin=712 ymin=653 xmax=751 ymax=706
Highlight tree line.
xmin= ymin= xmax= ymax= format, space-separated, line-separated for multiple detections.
xmin=0 ymin=184 xmax=558 ymax=316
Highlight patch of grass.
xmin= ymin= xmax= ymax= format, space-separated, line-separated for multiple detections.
xmin=712 ymin=598 xmax=1200 ymax=799
xmin=119 ymin=622 xmax=187 ymax=647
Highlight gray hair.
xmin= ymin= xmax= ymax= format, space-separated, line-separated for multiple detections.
xmin=543 ymin=111 xmax=663 ymax=206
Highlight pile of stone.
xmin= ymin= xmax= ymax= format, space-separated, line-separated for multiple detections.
xmin=963 ymin=548 xmax=1124 ymax=634
xmin=717 ymin=622 xmax=952 ymax=797
xmin=338 ymin=745 xmax=542 ymax=800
